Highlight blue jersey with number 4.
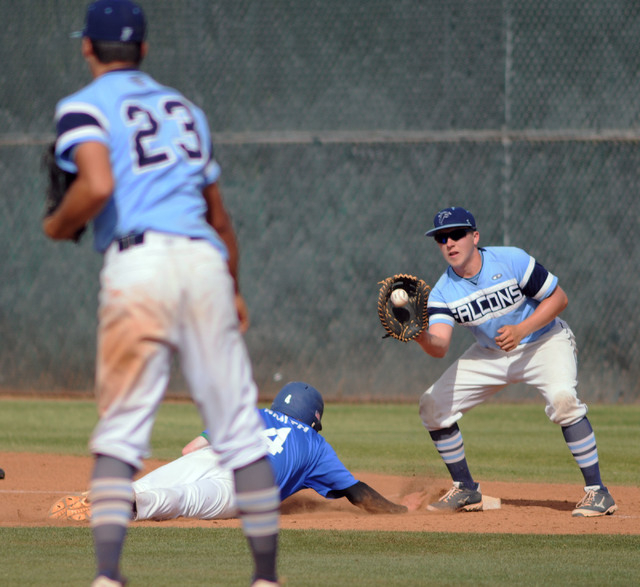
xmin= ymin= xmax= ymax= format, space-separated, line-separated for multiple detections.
xmin=54 ymin=69 xmax=224 ymax=254
xmin=259 ymin=409 xmax=358 ymax=500
xmin=206 ymin=409 xmax=357 ymax=501
xmin=428 ymin=246 xmax=559 ymax=350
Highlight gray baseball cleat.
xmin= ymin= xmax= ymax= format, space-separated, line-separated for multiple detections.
xmin=427 ymin=481 xmax=483 ymax=512
xmin=572 ymin=486 xmax=617 ymax=517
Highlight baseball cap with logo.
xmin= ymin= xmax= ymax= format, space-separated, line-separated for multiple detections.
xmin=73 ymin=0 xmax=146 ymax=42
xmin=270 ymin=381 xmax=324 ymax=432
xmin=424 ymin=207 xmax=476 ymax=237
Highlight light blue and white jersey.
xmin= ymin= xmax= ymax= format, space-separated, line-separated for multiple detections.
xmin=54 ymin=69 xmax=224 ymax=254
xmin=428 ymin=246 xmax=558 ymax=349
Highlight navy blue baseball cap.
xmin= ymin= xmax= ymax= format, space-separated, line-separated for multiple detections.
xmin=425 ymin=207 xmax=476 ymax=237
xmin=74 ymin=0 xmax=146 ymax=42
xmin=271 ymin=382 xmax=324 ymax=432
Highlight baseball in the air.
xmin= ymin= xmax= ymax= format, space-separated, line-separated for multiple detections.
xmin=390 ymin=288 xmax=409 ymax=307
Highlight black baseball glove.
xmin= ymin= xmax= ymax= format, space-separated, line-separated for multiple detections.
xmin=42 ymin=142 xmax=85 ymax=242
xmin=377 ymin=274 xmax=431 ymax=342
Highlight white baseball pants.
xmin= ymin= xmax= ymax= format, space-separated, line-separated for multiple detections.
xmin=420 ymin=320 xmax=588 ymax=430
xmin=133 ymin=447 xmax=236 ymax=520
xmin=90 ymin=232 xmax=268 ymax=471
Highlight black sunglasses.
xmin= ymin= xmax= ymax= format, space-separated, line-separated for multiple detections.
xmin=433 ymin=228 xmax=473 ymax=244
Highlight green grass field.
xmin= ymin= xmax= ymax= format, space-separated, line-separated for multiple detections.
xmin=1 ymin=398 xmax=639 ymax=586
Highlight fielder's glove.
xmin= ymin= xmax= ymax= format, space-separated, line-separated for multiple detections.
xmin=48 ymin=492 xmax=91 ymax=522
xmin=377 ymin=274 xmax=431 ymax=342
xmin=42 ymin=141 xmax=86 ymax=243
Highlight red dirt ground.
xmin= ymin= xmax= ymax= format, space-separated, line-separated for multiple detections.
xmin=0 ymin=452 xmax=637 ymax=534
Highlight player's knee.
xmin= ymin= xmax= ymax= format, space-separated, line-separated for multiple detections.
xmin=545 ymin=391 xmax=587 ymax=426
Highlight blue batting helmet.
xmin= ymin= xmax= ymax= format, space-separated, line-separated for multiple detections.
xmin=270 ymin=382 xmax=324 ymax=432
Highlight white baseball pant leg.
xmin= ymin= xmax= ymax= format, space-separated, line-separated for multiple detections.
xmin=133 ymin=447 xmax=236 ymax=520
xmin=174 ymin=238 xmax=268 ymax=471
xmin=420 ymin=320 xmax=587 ymax=430
xmin=90 ymin=232 xmax=267 ymax=471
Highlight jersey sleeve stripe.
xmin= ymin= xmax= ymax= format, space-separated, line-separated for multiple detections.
xmin=428 ymin=312 xmax=455 ymax=326
xmin=530 ymin=272 xmax=557 ymax=301
xmin=429 ymin=314 xmax=455 ymax=326
xmin=56 ymin=106 xmax=111 ymax=169
xmin=428 ymin=300 xmax=455 ymax=325
xmin=522 ymin=260 xmax=557 ymax=300
xmin=55 ymin=101 xmax=111 ymax=130
xmin=519 ymin=255 xmax=536 ymax=289
xmin=58 ymin=125 xmax=109 ymax=146
xmin=55 ymin=126 xmax=110 ymax=172
xmin=56 ymin=111 xmax=104 ymax=135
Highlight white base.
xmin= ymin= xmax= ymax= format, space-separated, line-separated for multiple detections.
xmin=482 ymin=495 xmax=502 ymax=510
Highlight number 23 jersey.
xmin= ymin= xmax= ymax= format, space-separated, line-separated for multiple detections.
xmin=54 ymin=69 xmax=224 ymax=254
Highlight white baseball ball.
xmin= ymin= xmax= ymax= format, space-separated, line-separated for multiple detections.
xmin=390 ymin=288 xmax=409 ymax=307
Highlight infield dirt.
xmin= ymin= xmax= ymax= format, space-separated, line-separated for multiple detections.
xmin=1 ymin=452 xmax=638 ymax=535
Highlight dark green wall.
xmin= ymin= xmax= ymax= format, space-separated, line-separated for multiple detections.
xmin=1 ymin=1 xmax=638 ymax=401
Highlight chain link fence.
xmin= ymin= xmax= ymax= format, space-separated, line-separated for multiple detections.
xmin=1 ymin=1 xmax=638 ymax=402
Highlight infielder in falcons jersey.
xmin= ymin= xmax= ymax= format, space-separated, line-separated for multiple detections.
xmin=414 ymin=207 xmax=616 ymax=517
xmin=53 ymin=382 xmax=406 ymax=521
xmin=42 ymin=2 xmax=279 ymax=586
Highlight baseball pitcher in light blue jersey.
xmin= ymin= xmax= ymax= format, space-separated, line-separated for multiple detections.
xmin=42 ymin=2 xmax=279 ymax=586
xmin=413 ymin=207 xmax=616 ymax=518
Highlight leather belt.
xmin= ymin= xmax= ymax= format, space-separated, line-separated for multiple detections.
xmin=115 ymin=232 xmax=206 ymax=252
xmin=116 ymin=233 xmax=145 ymax=251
